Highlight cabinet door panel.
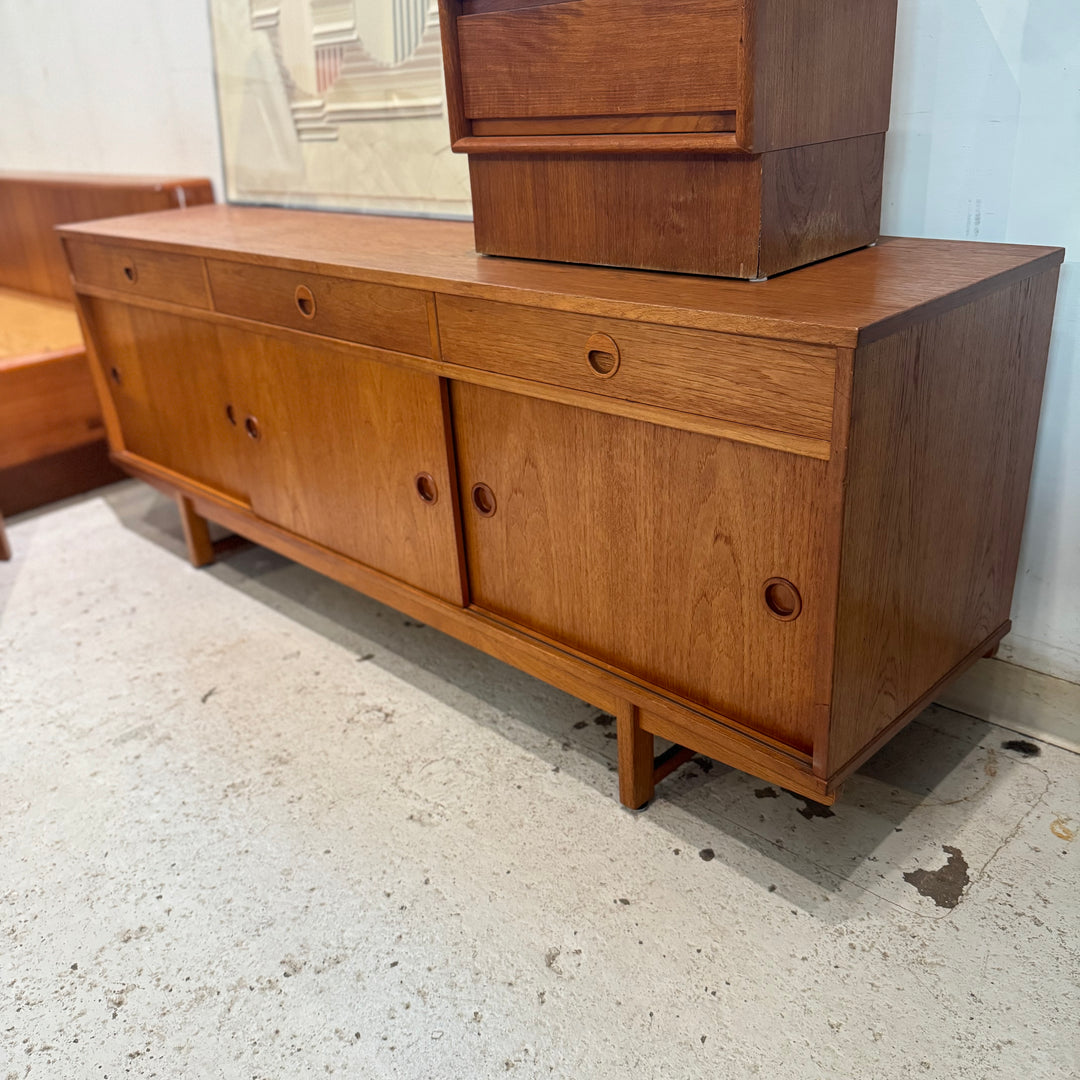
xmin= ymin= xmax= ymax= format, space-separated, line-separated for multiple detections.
xmin=453 ymin=384 xmax=832 ymax=751
xmin=84 ymin=299 xmax=251 ymax=500
xmin=218 ymin=329 xmax=465 ymax=605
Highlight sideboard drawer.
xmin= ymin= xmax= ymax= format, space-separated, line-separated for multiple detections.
xmin=206 ymin=259 xmax=434 ymax=358
xmin=66 ymin=239 xmax=210 ymax=309
xmin=437 ymin=295 xmax=836 ymax=442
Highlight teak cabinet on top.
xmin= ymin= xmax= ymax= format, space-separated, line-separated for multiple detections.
xmin=438 ymin=0 xmax=899 ymax=277
xmin=60 ymin=206 xmax=1062 ymax=809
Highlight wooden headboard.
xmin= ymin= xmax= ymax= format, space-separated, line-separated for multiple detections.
xmin=0 ymin=173 xmax=214 ymax=301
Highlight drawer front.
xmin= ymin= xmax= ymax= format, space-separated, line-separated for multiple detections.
xmin=453 ymin=384 xmax=831 ymax=752
xmin=438 ymin=296 xmax=836 ymax=442
xmin=207 ymin=260 xmax=434 ymax=358
xmin=66 ymin=239 xmax=210 ymax=309
xmin=457 ymin=0 xmax=741 ymax=121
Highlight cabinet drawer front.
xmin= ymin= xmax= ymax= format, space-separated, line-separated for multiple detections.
xmin=206 ymin=260 xmax=434 ymax=358
xmin=66 ymin=240 xmax=210 ymax=309
xmin=453 ymin=385 xmax=831 ymax=752
xmin=438 ymin=296 xmax=836 ymax=442
xmin=457 ymin=0 xmax=741 ymax=121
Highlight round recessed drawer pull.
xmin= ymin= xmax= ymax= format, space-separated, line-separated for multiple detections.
xmin=109 ymin=365 xmax=122 ymax=386
xmin=294 ymin=284 xmax=316 ymax=319
xmin=244 ymin=415 xmax=261 ymax=440
xmin=471 ymin=482 xmax=497 ymax=517
xmin=414 ymin=472 xmax=438 ymax=505
xmin=585 ymin=332 xmax=620 ymax=379
xmin=763 ymin=578 xmax=802 ymax=622
xmin=225 ymin=404 xmax=237 ymax=426
xmin=121 ymin=260 xmax=138 ymax=284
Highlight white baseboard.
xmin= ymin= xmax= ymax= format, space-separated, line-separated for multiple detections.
xmin=936 ymin=657 xmax=1080 ymax=753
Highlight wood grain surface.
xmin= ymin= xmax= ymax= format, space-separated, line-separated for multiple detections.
xmin=0 ymin=287 xmax=83 ymax=361
xmin=0 ymin=173 xmax=212 ymax=300
xmin=58 ymin=206 xmax=1065 ymax=347
xmin=452 ymin=383 xmax=832 ymax=751
xmin=456 ymin=0 xmax=741 ymax=120
xmin=828 ymin=269 xmax=1061 ymax=774
xmin=437 ymin=294 xmax=837 ymax=441
xmin=206 ymin=259 xmax=434 ymax=358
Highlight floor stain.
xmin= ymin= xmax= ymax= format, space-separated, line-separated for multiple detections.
xmin=200 ymin=687 xmax=217 ymax=704
xmin=1002 ymin=739 xmax=1041 ymax=757
xmin=593 ymin=714 xmax=615 ymax=728
xmin=755 ymin=787 xmax=780 ymax=800
xmin=699 ymin=849 xmax=715 ymax=862
xmin=903 ymin=846 xmax=970 ymax=909
xmin=1050 ymin=817 xmax=1075 ymax=842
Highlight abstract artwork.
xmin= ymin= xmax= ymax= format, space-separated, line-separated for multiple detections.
xmin=210 ymin=0 xmax=471 ymax=217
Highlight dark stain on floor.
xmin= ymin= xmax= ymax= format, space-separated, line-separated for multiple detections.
xmin=1002 ymin=739 xmax=1041 ymax=757
xmin=755 ymin=787 xmax=780 ymax=799
xmin=903 ymin=845 xmax=970 ymax=908
xmin=594 ymin=714 xmax=616 ymax=727
xmin=699 ymin=849 xmax=716 ymax=862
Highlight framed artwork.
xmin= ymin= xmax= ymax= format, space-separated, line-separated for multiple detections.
xmin=210 ymin=0 xmax=472 ymax=217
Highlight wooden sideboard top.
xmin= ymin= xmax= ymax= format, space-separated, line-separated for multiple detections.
xmin=59 ymin=205 xmax=1063 ymax=347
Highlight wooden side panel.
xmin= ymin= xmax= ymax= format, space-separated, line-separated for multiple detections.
xmin=80 ymin=299 xmax=252 ymax=502
xmin=469 ymin=153 xmax=764 ymax=278
xmin=757 ymin=135 xmax=884 ymax=278
xmin=0 ymin=176 xmax=213 ymax=300
xmin=750 ymin=0 xmax=898 ymax=152
xmin=0 ymin=351 xmax=102 ymax=470
xmin=456 ymin=0 xmax=741 ymax=120
xmin=453 ymin=384 xmax=834 ymax=751
xmin=216 ymin=327 xmax=466 ymax=606
xmin=827 ymin=270 xmax=1060 ymax=774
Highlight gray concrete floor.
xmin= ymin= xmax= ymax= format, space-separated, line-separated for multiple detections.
xmin=1 ymin=483 xmax=1077 ymax=1079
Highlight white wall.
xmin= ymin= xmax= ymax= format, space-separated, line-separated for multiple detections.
xmin=0 ymin=0 xmax=1076 ymax=708
xmin=0 ymin=0 xmax=223 ymax=194
xmin=885 ymin=0 xmax=1080 ymax=692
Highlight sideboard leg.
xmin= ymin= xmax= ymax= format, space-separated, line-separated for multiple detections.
xmin=617 ymin=700 xmax=655 ymax=811
xmin=0 ymin=512 xmax=10 ymax=561
xmin=176 ymin=495 xmax=215 ymax=568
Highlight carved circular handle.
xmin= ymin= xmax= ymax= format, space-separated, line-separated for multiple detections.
xmin=109 ymin=365 xmax=122 ymax=385
xmin=585 ymin=332 xmax=620 ymax=379
xmin=471 ymin=482 xmax=497 ymax=517
xmin=121 ymin=260 xmax=138 ymax=284
xmin=763 ymin=578 xmax=802 ymax=622
xmin=225 ymin=403 xmax=237 ymax=426
xmin=244 ymin=415 xmax=261 ymax=440
xmin=414 ymin=472 xmax=438 ymax=505
xmin=294 ymin=284 xmax=316 ymax=319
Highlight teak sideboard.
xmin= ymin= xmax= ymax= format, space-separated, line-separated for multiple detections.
xmin=59 ymin=206 xmax=1062 ymax=808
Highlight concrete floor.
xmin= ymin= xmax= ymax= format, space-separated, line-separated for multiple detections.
xmin=1 ymin=483 xmax=1077 ymax=1079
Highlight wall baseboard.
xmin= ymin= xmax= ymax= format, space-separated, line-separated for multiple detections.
xmin=936 ymin=657 xmax=1080 ymax=754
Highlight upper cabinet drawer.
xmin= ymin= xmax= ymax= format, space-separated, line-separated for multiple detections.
xmin=456 ymin=0 xmax=740 ymax=123
xmin=437 ymin=296 xmax=836 ymax=444
xmin=65 ymin=239 xmax=210 ymax=309
xmin=444 ymin=0 xmax=898 ymax=152
xmin=206 ymin=260 xmax=434 ymax=359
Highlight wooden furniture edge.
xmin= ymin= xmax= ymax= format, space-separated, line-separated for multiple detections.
xmin=452 ymin=133 xmax=744 ymax=154
xmin=0 ymin=343 xmax=86 ymax=373
xmin=857 ymin=249 xmax=1066 ymax=345
xmin=71 ymin=285 xmax=833 ymax=460
xmin=824 ymin=621 xmax=1012 ymax=792
xmin=111 ymin=449 xmax=828 ymax=802
xmin=58 ymin=228 xmax=857 ymax=347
